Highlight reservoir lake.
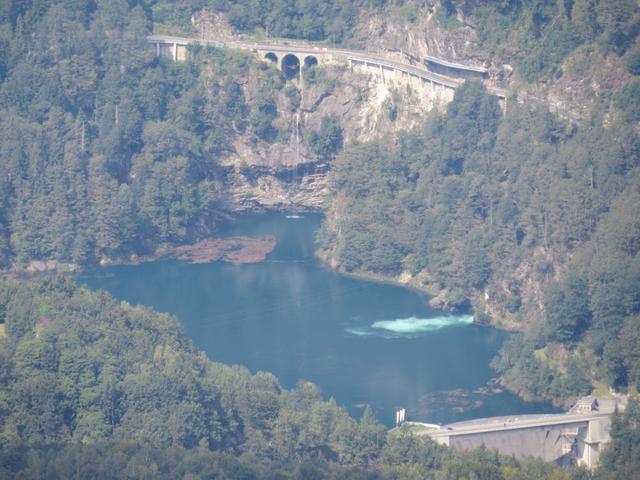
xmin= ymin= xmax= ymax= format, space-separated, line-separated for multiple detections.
xmin=80 ymin=213 xmax=556 ymax=426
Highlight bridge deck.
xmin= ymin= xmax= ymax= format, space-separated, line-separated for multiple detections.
xmin=425 ymin=55 xmax=488 ymax=73
xmin=147 ymin=35 xmax=506 ymax=98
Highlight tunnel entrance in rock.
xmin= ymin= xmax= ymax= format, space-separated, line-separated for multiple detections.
xmin=282 ymin=54 xmax=300 ymax=80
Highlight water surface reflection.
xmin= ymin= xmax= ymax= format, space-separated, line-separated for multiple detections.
xmin=81 ymin=213 xmax=557 ymax=425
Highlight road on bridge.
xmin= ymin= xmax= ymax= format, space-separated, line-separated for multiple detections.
xmin=147 ymin=34 xmax=506 ymax=98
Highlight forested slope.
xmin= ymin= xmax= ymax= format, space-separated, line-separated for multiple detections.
xmin=0 ymin=276 xmax=610 ymax=479
xmin=151 ymin=0 xmax=389 ymax=43
xmin=0 ymin=0 xmax=639 ymax=476
xmin=317 ymin=1 xmax=640 ymax=404
xmin=0 ymin=0 xmax=312 ymax=270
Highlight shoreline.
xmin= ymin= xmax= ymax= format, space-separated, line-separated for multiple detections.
xmin=314 ymin=251 xmax=437 ymax=297
xmin=313 ymin=257 xmax=527 ymax=333
xmin=313 ymin=252 xmax=489 ymax=323
xmin=1 ymin=211 xmax=562 ymax=417
xmin=3 ymin=234 xmax=278 ymax=280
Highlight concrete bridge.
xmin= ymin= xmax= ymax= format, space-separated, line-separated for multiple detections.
xmin=421 ymin=411 xmax=611 ymax=468
xmin=147 ymin=34 xmax=507 ymax=100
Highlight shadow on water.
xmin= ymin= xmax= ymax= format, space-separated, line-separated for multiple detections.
xmin=79 ymin=212 xmax=559 ymax=426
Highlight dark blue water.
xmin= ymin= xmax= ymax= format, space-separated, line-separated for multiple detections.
xmin=79 ymin=213 xmax=556 ymax=425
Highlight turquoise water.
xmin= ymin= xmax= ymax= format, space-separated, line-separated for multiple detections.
xmin=80 ymin=213 xmax=556 ymax=426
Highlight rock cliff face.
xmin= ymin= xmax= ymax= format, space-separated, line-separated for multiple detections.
xmin=209 ymin=2 xmax=513 ymax=214
xmin=209 ymin=6 xmax=536 ymax=326
xmin=350 ymin=3 xmax=511 ymax=88
xmin=353 ymin=2 xmax=475 ymax=60
xmin=193 ymin=3 xmax=509 ymax=214
xmin=219 ymin=60 xmax=447 ymax=212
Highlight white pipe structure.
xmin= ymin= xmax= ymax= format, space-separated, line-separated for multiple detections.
xmin=396 ymin=408 xmax=406 ymax=425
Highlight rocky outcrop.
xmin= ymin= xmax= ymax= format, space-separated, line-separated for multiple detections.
xmin=217 ymin=60 xmax=448 ymax=212
xmin=191 ymin=3 xmax=511 ymax=214
xmin=222 ymin=163 xmax=329 ymax=211
xmin=174 ymin=236 xmax=276 ymax=264
xmin=25 ymin=260 xmax=77 ymax=273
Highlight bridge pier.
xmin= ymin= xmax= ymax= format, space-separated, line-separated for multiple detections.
xmin=151 ymin=40 xmax=186 ymax=62
xmin=500 ymin=97 xmax=507 ymax=115
xmin=146 ymin=35 xmax=507 ymax=103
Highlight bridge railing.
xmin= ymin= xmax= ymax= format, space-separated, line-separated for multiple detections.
xmin=147 ymin=35 xmax=507 ymax=98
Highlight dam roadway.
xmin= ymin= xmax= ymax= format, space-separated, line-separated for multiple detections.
xmin=147 ymin=34 xmax=507 ymax=98
xmin=420 ymin=411 xmax=611 ymax=468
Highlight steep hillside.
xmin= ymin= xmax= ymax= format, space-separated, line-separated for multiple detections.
xmin=315 ymin=0 xmax=640 ymax=405
xmin=1 ymin=0 xmax=638 ymax=408
xmin=0 ymin=0 xmax=444 ymax=273
xmin=0 ymin=277 xmax=606 ymax=479
xmin=1 ymin=1 xmax=640 ymax=476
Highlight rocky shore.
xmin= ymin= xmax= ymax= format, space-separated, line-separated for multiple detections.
xmin=174 ymin=236 xmax=276 ymax=264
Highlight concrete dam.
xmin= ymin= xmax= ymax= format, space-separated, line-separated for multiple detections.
xmin=417 ymin=396 xmax=621 ymax=469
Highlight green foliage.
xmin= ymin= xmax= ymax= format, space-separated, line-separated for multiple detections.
xmin=0 ymin=277 xmax=354 ymax=453
xmin=250 ymin=88 xmax=279 ymax=142
xmin=320 ymin=81 xmax=503 ymax=281
xmin=320 ymin=140 xmax=412 ymax=275
xmin=597 ymin=396 xmax=640 ymax=479
xmin=284 ymin=84 xmax=301 ymax=112
xmin=0 ymin=440 xmax=375 ymax=480
xmin=625 ymin=45 xmax=640 ymax=75
xmin=453 ymin=0 xmax=640 ymax=82
xmin=434 ymin=2 xmax=463 ymax=31
xmin=0 ymin=0 xmax=638 ymax=476
xmin=152 ymin=0 xmax=385 ymax=44
xmin=544 ymin=269 xmax=591 ymax=343
xmin=152 ymin=1 xmax=197 ymax=34
xmin=309 ymin=115 xmax=344 ymax=162
xmin=463 ymin=230 xmax=492 ymax=288
xmin=0 ymin=1 xmax=304 ymax=268
xmin=620 ymin=316 xmax=640 ymax=386
xmin=321 ymin=74 xmax=640 ymax=399
xmin=596 ymin=0 xmax=639 ymax=56
xmin=491 ymin=335 xmax=592 ymax=404
xmin=616 ymin=79 xmax=640 ymax=121
xmin=0 ymin=277 xmax=580 ymax=479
